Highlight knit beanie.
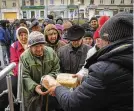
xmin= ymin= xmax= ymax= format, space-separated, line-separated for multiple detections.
xmin=29 ymin=19 xmax=39 ymax=29
xmin=84 ymin=31 xmax=93 ymax=38
xmin=99 ymin=16 xmax=110 ymax=26
xmin=28 ymin=31 xmax=46 ymax=47
xmin=56 ymin=17 xmax=63 ymax=23
xmin=100 ymin=12 xmax=133 ymax=42
xmin=89 ymin=17 xmax=98 ymax=23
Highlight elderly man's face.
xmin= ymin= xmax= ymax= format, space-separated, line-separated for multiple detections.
xmin=71 ymin=39 xmax=83 ymax=48
xmin=30 ymin=44 xmax=44 ymax=57
xmin=97 ymin=38 xmax=110 ymax=49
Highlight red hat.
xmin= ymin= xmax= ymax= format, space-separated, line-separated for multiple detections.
xmin=99 ymin=16 xmax=110 ymax=26
xmin=93 ymin=27 xmax=101 ymax=40
xmin=94 ymin=16 xmax=110 ymax=40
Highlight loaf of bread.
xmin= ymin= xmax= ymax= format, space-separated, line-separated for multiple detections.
xmin=56 ymin=73 xmax=78 ymax=88
xmin=42 ymin=75 xmax=57 ymax=89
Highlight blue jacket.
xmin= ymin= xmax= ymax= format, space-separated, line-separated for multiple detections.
xmin=0 ymin=27 xmax=11 ymax=45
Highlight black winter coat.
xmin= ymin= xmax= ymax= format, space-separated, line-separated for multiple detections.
xmin=55 ymin=37 xmax=133 ymax=111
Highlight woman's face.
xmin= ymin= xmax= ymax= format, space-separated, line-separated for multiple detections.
xmin=19 ymin=32 xmax=28 ymax=44
xmin=83 ymin=37 xmax=93 ymax=46
xmin=47 ymin=29 xmax=58 ymax=43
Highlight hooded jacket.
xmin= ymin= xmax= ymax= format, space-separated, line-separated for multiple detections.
xmin=55 ymin=37 xmax=133 ymax=111
xmin=10 ymin=27 xmax=29 ymax=76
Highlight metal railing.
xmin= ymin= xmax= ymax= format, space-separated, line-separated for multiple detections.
xmin=0 ymin=62 xmax=16 ymax=111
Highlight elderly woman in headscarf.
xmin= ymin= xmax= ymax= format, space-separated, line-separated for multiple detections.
xmin=10 ymin=26 xmax=29 ymax=76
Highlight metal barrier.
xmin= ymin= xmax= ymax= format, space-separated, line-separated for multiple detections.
xmin=0 ymin=62 xmax=16 ymax=111
xmin=16 ymin=63 xmax=25 ymax=111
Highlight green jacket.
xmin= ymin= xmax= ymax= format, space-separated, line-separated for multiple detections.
xmin=20 ymin=46 xmax=60 ymax=111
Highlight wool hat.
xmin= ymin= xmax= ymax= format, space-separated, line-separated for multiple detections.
xmin=66 ymin=25 xmax=85 ymax=41
xmin=29 ymin=19 xmax=39 ymax=29
xmin=28 ymin=31 xmax=46 ymax=47
xmin=100 ymin=12 xmax=133 ymax=42
xmin=89 ymin=17 xmax=98 ymax=23
xmin=84 ymin=31 xmax=93 ymax=38
xmin=99 ymin=16 xmax=110 ymax=26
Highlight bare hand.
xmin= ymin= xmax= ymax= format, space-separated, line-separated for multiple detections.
xmin=35 ymin=85 xmax=47 ymax=95
xmin=44 ymin=86 xmax=57 ymax=96
xmin=72 ymin=74 xmax=84 ymax=84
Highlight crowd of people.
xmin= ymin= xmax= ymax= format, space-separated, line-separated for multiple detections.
xmin=0 ymin=12 xmax=133 ymax=111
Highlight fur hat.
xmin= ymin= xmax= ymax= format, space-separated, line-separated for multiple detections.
xmin=28 ymin=31 xmax=46 ymax=47
xmin=44 ymin=24 xmax=57 ymax=35
xmin=66 ymin=25 xmax=85 ymax=41
xmin=100 ymin=12 xmax=133 ymax=42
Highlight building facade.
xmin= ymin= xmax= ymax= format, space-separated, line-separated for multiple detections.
xmin=0 ymin=0 xmax=21 ymax=21
xmin=0 ymin=0 xmax=133 ymax=20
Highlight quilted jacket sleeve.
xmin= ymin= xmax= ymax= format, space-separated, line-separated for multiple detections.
xmin=55 ymin=62 xmax=110 ymax=111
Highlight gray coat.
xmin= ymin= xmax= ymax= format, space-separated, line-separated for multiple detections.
xmin=57 ymin=43 xmax=91 ymax=73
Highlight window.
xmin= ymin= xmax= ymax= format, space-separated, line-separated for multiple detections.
xmin=100 ymin=0 xmax=103 ymax=4
xmin=40 ymin=11 xmax=44 ymax=18
xmin=22 ymin=0 xmax=26 ymax=5
xmin=111 ymin=0 xmax=114 ymax=4
xmin=23 ymin=11 xmax=27 ymax=18
xmin=130 ymin=9 xmax=133 ymax=13
xmin=30 ymin=0 xmax=34 ymax=5
xmin=120 ymin=0 xmax=124 ymax=4
xmin=61 ymin=0 xmax=64 ymax=4
xmin=40 ymin=0 xmax=44 ymax=5
xmin=70 ymin=0 xmax=74 ymax=4
xmin=12 ymin=2 xmax=16 ymax=7
xmin=80 ymin=0 xmax=84 ymax=4
xmin=2 ymin=1 xmax=6 ymax=8
xmin=90 ymin=0 xmax=94 ymax=4
xmin=120 ymin=8 xmax=124 ymax=12
xmin=31 ymin=11 xmax=35 ymax=18
xmin=50 ymin=0 xmax=54 ymax=4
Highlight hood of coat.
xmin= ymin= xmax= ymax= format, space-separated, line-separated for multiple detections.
xmin=85 ymin=37 xmax=133 ymax=71
xmin=98 ymin=37 xmax=133 ymax=70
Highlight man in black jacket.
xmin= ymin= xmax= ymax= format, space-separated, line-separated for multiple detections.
xmin=42 ymin=12 xmax=133 ymax=111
